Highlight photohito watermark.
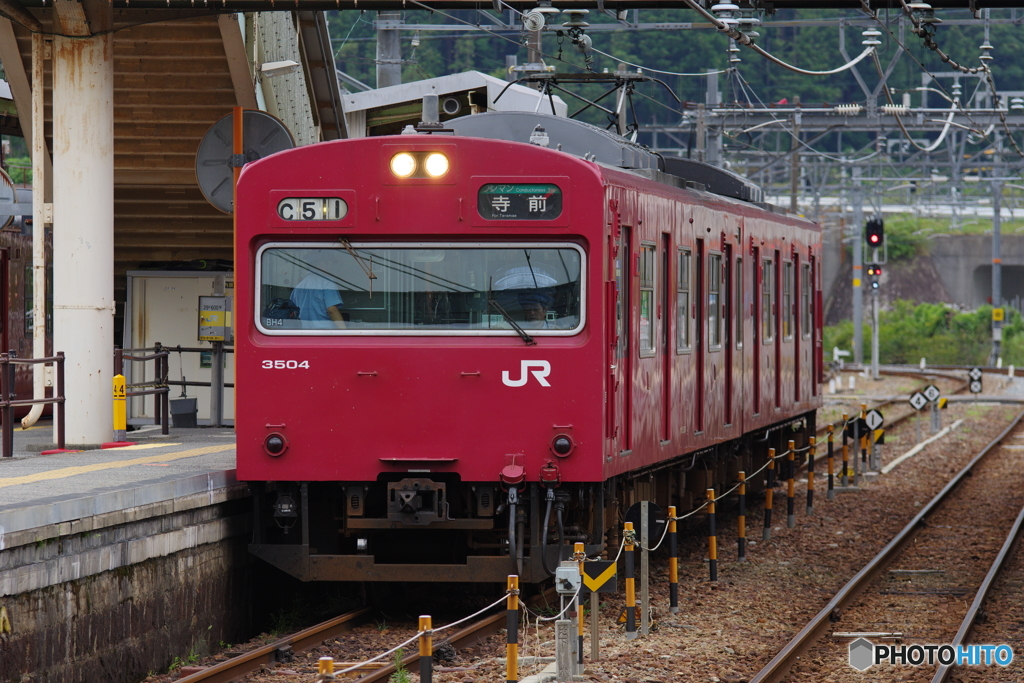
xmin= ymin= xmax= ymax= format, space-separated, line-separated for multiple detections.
xmin=849 ymin=638 xmax=1014 ymax=671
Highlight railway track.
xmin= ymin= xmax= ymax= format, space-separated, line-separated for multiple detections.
xmin=175 ymin=588 xmax=555 ymax=683
xmin=750 ymin=406 xmax=1024 ymax=683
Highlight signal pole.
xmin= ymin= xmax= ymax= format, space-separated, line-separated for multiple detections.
xmin=852 ymin=177 xmax=864 ymax=365
xmin=991 ymin=180 xmax=1003 ymax=364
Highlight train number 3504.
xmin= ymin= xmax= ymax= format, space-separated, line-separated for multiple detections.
xmin=262 ymin=360 xmax=310 ymax=369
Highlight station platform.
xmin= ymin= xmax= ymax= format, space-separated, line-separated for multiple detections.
xmin=0 ymin=421 xmax=239 ymax=538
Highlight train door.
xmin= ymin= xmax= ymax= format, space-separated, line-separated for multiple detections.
xmin=793 ymin=253 xmax=801 ymax=403
xmin=614 ymin=225 xmax=632 ymax=453
xmin=724 ymin=243 xmax=733 ymax=425
xmin=661 ymin=234 xmax=671 ymax=442
xmin=810 ymin=255 xmax=821 ymax=395
xmin=774 ymin=249 xmax=782 ymax=409
xmin=695 ymin=239 xmax=705 ymax=433
xmin=752 ymin=246 xmax=761 ymax=415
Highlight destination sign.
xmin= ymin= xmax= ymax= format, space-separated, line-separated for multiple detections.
xmin=478 ymin=183 xmax=562 ymax=220
xmin=277 ymin=197 xmax=348 ymax=221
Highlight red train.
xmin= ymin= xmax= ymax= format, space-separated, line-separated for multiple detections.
xmin=235 ymin=111 xmax=822 ymax=583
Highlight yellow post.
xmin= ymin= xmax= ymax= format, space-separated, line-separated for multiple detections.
xmin=575 ymin=542 xmax=585 ymax=666
xmin=112 ymin=374 xmax=127 ymax=442
xmin=706 ymin=488 xmax=718 ymax=581
xmin=841 ymin=413 xmax=849 ymax=486
xmin=737 ymin=472 xmax=747 ymax=561
xmin=764 ymin=448 xmax=775 ymax=540
xmin=668 ymin=505 xmax=679 ymax=611
xmin=624 ymin=521 xmax=636 ymax=639
xmin=806 ymin=436 xmax=816 ymax=515
xmin=506 ymin=576 xmax=519 ymax=683
xmin=318 ymin=656 xmax=334 ymax=677
xmin=786 ymin=440 xmax=796 ymax=528
xmin=827 ymin=424 xmax=836 ymax=501
xmin=419 ymin=615 xmax=433 ymax=683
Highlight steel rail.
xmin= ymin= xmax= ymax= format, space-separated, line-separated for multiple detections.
xmin=749 ymin=406 xmax=1024 ymax=683
xmin=175 ymin=607 xmax=373 ymax=683
xmin=354 ymin=586 xmax=558 ymax=682
xmin=932 ymin=497 xmax=1024 ymax=682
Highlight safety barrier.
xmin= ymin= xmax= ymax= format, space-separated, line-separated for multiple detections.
xmin=312 ymin=419 xmax=895 ymax=682
xmin=114 ymin=345 xmax=169 ymax=435
xmin=0 ymin=350 xmax=65 ymax=458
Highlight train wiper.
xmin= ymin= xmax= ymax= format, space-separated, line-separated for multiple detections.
xmin=488 ymin=298 xmax=536 ymax=346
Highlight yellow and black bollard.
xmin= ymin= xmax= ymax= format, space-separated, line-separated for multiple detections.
xmin=624 ymin=521 xmax=637 ymax=640
xmin=737 ymin=472 xmax=747 ymax=561
xmin=506 ymin=576 xmax=519 ymax=683
xmin=764 ymin=448 xmax=775 ymax=540
xmin=841 ymin=414 xmax=850 ymax=486
xmin=419 ymin=615 xmax=433 ymax=683
xmin=806 ymin=437 xmax=816 ymax=516
xmin=575 ymin=542 xmax=585 ymax=667
xmin=113 ymin=374 xmax=127 ymax=443
xmin=860 ymin=403 xmax=868 ymax=478
xmin=707 ymin=488 xmax=718 ymax=582
xmin=786 ymin=440 xmax=796 ymax=528
xmin=827 ymin=425 xmax=836 ymax=501
xmin=668 ymin=506 xmax=679 ymax=612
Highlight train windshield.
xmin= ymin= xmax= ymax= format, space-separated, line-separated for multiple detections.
xmin=256 ymin=242 xmax=584 ymax=336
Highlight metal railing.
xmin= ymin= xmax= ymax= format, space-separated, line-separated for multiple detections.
xmin=115 ymin=344 xmax=169 ymax=435
xmin=119 ymin=344 xmax=234 ymax=428
xmin=0 ymin=351 xmax=65 ymax=458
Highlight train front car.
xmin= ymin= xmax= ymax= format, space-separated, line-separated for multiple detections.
xmin=236 ymin=134 xmax=605 ymax=583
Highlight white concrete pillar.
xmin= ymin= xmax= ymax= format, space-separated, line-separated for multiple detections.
xmin=52 ymin=34 xmax=114 ymax=445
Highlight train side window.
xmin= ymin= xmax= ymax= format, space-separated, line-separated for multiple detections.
xmin=801 ymin=262 xmax=812 ymax=340
xmin=707 ymin=253 xmax=721 ymax=350
xmin=638 ymin=243 xmax=655 ymax=356
xmin=782 ymin=260 xmax=794 ymax=341
xmin=734 ymin=256 xmax=743 ymax=348
xmin=676 ymin=248 xmax=691 ymax=354
xmin=761 ymin=258 xmax=774 ymax=343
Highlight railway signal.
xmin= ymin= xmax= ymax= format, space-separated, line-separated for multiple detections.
xmin=866 ymin=218 xmax=884 ymax=249
xmin=968 ymin=367 xmax=983 ymax=394
xmin=866 ymin=265 xmax=882 ymax=289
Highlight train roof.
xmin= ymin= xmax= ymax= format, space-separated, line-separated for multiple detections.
xmin=445 ymin=111 xmax=765 ymax=205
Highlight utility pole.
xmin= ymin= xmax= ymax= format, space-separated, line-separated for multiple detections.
xmin=790 ymin=96 xmax=801 ymax=214
xmin=376 ymin=11 xmax=402 ymax=88
xmin=991 ymin=179 xmax=1003 ymax=364
xmin=852 ymin=170 xmax=864 ymax=365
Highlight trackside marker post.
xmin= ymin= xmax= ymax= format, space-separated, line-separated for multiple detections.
xmin=624 ymin=521 xmax=637 ymax=640
xmin=506 ymin=575 xmax=519 ymax=683
xmin=764 ymin=449 xmax=775 ymax=540
xmin=827 ymin=425 xmax=836 ymax=501
xmin=668 ymin=506 xmax=679 ymax=612
xmin=113 ymin=374 xmax=126 ymax=442
xmin=419 ymin=616 xmax=432 ymax=683
xmin=318 ymin=657 xmax=334 ymax=679
xmin=707 ymin=488 xmax=718 ymax=582
xmin=787 ymin=440 xmax=796 ymax=528
xmin=737 ymin=472 xmax=747 ymax=561
xmin=575 ymin=543 xmax=585 ymax=666
xmin=807 ymin=437 xmax=816 ymax=515
xmin=841 ymin=414 xmax=850 ymax=486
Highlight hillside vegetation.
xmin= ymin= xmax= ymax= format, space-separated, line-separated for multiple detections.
xmin=825 ymin=300 xmax=1024 ymax=366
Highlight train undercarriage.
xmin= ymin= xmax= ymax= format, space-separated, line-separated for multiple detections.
xmin=249 ymin=412 xmax=817 ymax=583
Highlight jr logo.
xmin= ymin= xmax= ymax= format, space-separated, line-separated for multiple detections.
xmin=502 ymin=360 xmax=552 ymax=387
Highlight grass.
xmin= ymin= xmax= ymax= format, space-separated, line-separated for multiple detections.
xmin=388 ymin=648 xmax=412 ymax=683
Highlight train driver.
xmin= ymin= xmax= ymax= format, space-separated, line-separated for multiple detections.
xmin=493 ymin=265 xmax=559 ymax=329
xmin=292 ymin=249 xmax=347 ymax=329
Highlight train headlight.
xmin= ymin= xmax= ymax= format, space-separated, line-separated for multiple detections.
xmin=264 ymin=432 xmax=288 ymax=456
xmin=390 ymin=152 xmax=417 ymax=178
xmin=424 ymin=153 xmax=449 ymax=178
xmin=551 ymin=434 xmax=575 ymax=458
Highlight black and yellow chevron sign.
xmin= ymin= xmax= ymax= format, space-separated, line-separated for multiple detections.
xmin=582 ymin=561 xmax=617 ymax=594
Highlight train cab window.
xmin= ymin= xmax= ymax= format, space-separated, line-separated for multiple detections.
xmin=638 ymin=243 xmax=655 ymax=356
xmin=707 ymin=253 xmax=722 ymax=350
xmin=676 ymin=248 xmax=691 ymax=353
xmin=734 ymin=257 xmax=743 ymax=348
xmin=761 ymin=258 xmax=774 ymax=343
xmin=782 ymin=261 xmax=794 ymax=341
xmin=255 ymin=243 xmax=583 ymax=336
xmin=801 ymin=263 xmax=812 ymax=340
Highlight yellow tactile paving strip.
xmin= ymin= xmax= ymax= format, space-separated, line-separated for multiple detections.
xmin=0 ymin=444 xmax=235 ymax=489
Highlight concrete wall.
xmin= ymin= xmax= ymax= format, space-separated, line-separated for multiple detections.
xmin=929 ymin=234 xmax=1024 ymax=308
xmin=0 ymin=476 xmax=253 ymax=683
